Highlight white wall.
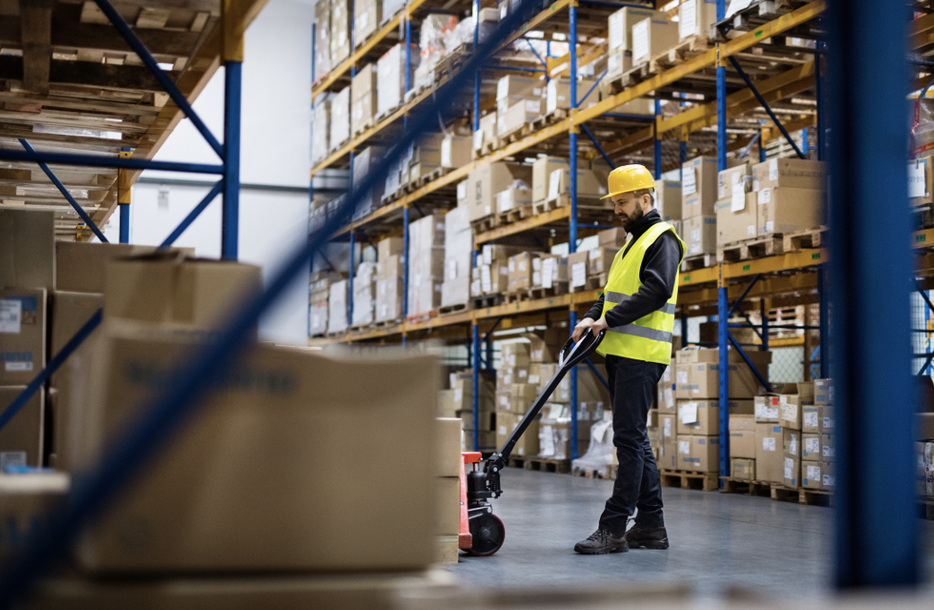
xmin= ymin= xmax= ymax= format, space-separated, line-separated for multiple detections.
xmin=100 ymin=0 xmax=313 ymax=345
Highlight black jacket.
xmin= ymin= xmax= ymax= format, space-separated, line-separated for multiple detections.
xmin=583 ymin=209 xmax=683 ymax=328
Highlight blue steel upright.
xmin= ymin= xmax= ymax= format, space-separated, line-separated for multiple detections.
xmin=716 ymin=0 xmax=728 ymax=485
xmin=119 ymin=148 xmax=132 ymax=243
xmin=569 ymin=0 xmax=579 ymax=460
xmin=827 ymin=0 xmax=918 ymax=588
xmin=473 ymin=323 xmax=481 ymax=451
xmin=654 ymin=99 xmax=662 ymax=178
xmin=222 ymin=61 xmax=241 ymax=260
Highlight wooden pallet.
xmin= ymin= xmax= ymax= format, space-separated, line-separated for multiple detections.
xmin=433 ymin=43 xmax=472 ymax=81
xmin=529 ymin=284 xmax=569 ymax=300
xmin=782 ymin=227 xmax=828 ymax=252
xmin=498 ymin=122 xmax=535 ymax=145
xmin=479 ymin=138 xmax=500 ymax=157
xmin=920 ymin=499 xmax=934 ymax=521
xmin=570 ymin=275 xmax=603 ymax=293
xmin=532 ymin=195 xmax=610 ymax=216
xmin=325 ymin=330 xmax=347 ymax=339
xmin=717 ymin=234 xmax=784 ymax=263
xmin=498 ymin=204 xmax=534 ymax=225
xmin=715 ymin=0 xmax=813 ymax=36
xmin=507 ymin=456 xmax=528 ymax=469
xmin=680 ymin=252 xmax=716 ymax=272
xmin=439 ymin=302 xmax=471 ymax=316
xmin=504 ymin=290 xmax=534 ymax=305
xmin=720 ymin=477 xmax=772 ymax=497
xmin=373 ymin=318 xmax=402 ymax=328
xmin=530 ymin=108 xmax=568 ymax=131
xmin=770 ymin=484 xmax=834 ymax=507
xmin=470 ymin=214 xmax=500 ymax=233
xmin=471 ymin=294 xmax=504 ymax=310
xmin=405 ymin=311 xmax=437 ymax=324
xmin=649 ymin=35 xmax=712 ymax=73
xmin=351 ymin=117 xmax=374 ymax=137
xmin=572 ymin=464 xmax=614 ymax=480
xmin=659 ymin=469 xmax=719 ymax=492
xmin=525 ymin=457 xmax=571 ymax=474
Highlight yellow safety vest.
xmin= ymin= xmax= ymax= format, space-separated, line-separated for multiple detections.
xmin=595 ymin=221 xmax=685 ymax=364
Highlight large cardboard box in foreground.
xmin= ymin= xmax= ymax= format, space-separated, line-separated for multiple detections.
xmin=70 ymin=326 xmax=441 ymax=572
xmin=0 ymin=208 xmax=55 ymax=291
xmin=0 ymin=473 xmax=69 ymax=564
xmin=0 ymin=386 xmax=44 ymax=467
xmin=56 ymin=242 xmax=193 ymax=294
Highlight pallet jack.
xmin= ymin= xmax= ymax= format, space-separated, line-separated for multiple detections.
xmin=460 ymin=330 xmax=606 ymax=556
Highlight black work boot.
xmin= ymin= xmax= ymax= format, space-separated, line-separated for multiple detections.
xmin=573 ymin=529 xmax=629 ymax=554
xmin=624 ymin=522 xmax=669 ymax=549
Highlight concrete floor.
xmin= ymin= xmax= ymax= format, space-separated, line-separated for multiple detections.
xmin=449 ymin=468 xmax=934 ymax=599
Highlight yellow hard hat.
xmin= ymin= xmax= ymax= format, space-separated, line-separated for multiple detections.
xmin=602 ymin=164 xmax=656 ymax=199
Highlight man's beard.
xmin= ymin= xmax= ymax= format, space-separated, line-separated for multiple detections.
xmin=619 ymin=205 xmax=644 ymax=230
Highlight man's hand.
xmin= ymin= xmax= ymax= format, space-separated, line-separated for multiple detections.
xmin=591 ymin=316 xmax=609 ymax=336
xmin=572 ymin=317 xmax=594 ymax=342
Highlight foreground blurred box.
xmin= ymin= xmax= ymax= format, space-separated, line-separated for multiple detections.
xmin=69 ymin=323 xmax=440 ymax=573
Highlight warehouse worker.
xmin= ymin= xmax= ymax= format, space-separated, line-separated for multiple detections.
xmin=571 ymin=164 xmax=684 ymax=555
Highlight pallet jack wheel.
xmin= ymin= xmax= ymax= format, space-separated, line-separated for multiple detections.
xmin=467 ymin=513 xmax=505 ymax=556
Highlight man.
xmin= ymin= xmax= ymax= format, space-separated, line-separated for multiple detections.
xmin=571 ymin=164 xmax=684 ymax=555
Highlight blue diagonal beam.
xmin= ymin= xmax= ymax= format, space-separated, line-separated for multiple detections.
xmin=159 ymin=181 xmax=224 ymax=248
xmin=0 ymin=309 xmax=102 ymax=433
xmin=580 ymin=124 xmax=614 ymax=169
xmin=727 ymin=274 xmax=760 ymax=317
xmin=727 ymin=331 xmax=772 ymax=393
xmin=524 ymin=38 xmax=548 ymax=72
xmin=19 ymin=139 xmax=108 ymax=243
xmin=92 ymin=0 xmax=224 ymax=159
xmin=585 ymin=358 xmax=610 ymax=390
xmin=579 ymin=68 xmax=606 ymax=109
xmin=728 ymin=56 xmax=805 ymax=160
xmin=0 ymin=2 xmax=544 ymax=602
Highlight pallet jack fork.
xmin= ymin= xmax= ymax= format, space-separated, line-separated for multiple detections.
xmin=461 ymin=330 xmax=606 ymax=556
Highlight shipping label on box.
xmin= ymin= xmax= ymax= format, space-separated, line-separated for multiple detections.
xmin=0 ymin=289 xmax=47 ymax=386
xmin=755 ymin=423 xmax=784 ymax=483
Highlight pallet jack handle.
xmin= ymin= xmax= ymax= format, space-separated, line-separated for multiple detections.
xmin=478 ymin=330 xmax=606 ymax=494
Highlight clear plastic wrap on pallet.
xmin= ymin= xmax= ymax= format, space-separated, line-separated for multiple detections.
xmin=381 ymin=0 xmax=405 ymax=25
xmin=351 ymin=261 xmax=377 ymax=326
xmin=326 ymin=279 xmax=348 ymax=334
xmin=570 ymin=412 xmax=615 ymax=474
xmin=414 ymin=14 xmax=458 ymax=91
xmin=407 ymin=213 xmax=446 ymax=317
xmin=440 ymin=205 xmax=472 ymax=308
xmin=311 ymin=99 xmax=331 ymax=165
xmin=309 ymin=301 xmax=329 ymax=336
xmin=314 ymin=2 xmax=331 ymax=80
xmin=378 ymin=43 xmax=420 ymax=118
xmin=328 ymin=87 xmax=350 ymax=153
xmin=329 ymin=0 xmax=352 ymax=65
xmin=913 ymin=97 xmax=934 ymax=158
xmin=447 ymin=12 xmax=497 ymax=53
xmin=352 ymin=146 xmax=386 ymax=219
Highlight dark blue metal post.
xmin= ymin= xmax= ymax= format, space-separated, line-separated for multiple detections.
xmin=716 ymin=0 xmax=726 ymax=172
xmin=818 ymin=265 xmax=828 ymax=378
xmin=119 ymin=204 xmax=130 ymax=243
xmin=759 ymin=129 xmax=767 ymax=162
xmin=348 ymin=230 xmax=355 ymax=327
xmin=815 ymin=41 xmax=825 ymax=161
xmin=827 ymin=0 xmax=918 ymax=588
xmin=403 ymin=206 xmax=410 ymax=318
xmin=679 ymin=137 xmax=687 ymax=179
xmin=681 ymin=313 xmax=688 ymax=345
xmin=760 ymin=298 xmax=768 ymax=352
xmin=222 ymin=61 xmax=241 ymax=260
xmin=717 ymin=265 xmax=729 ymax=484
xmin=404 ymin=8 xmax=411 ymax=93
xmin=119 ymin=147 xmax=132 ymax=243
xmin=472 ymin=323 xmax=481 ymax=451
xmin=569 ymin=1 xmax=579 ymax=460
xmin=473 ymin=0 xmax=480 ymax=132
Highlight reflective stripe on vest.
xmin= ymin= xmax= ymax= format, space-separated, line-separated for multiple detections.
xmin=595 ymin=221 xmax=686 ymax=365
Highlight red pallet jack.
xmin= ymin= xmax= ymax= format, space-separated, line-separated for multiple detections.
xmin=459 ymin=330 xmax=606 ymax=556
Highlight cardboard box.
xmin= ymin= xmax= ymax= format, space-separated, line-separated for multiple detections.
xmin=588 ymin=248 xmax=617 ymax=276
xmin=528 ymin=329 xmax=565 ymax=363
xmin=0 ymin=386 xmax=44 ymax=467
xmin=778 ymin=394 xmax=814 ymax=431
xmin=473 ymin=112 xmax=497 ymax=154
xmin=678 ymin=0 xmax=718 ymax=40
xmin=676 ymin=399 xmax=753 ymax=435
xmin=0 ymin=288 xmax=47 ymax=386
xmin=377 ymin=237 xmax=405 ymax=261
xmin=56 ymin=243 xmax=194 ymax=294
xmin=757 ymin=187 xmax=823 ymax=236
xmin=782 ymin=428 xmax=801 ymax=460
xmin=677 ymin=434 xmax=719 ymax=472
xmin=658 ymin=413 xmax=678 ymax=470
xmin=606 ymin=48 xmax=633 ymax=80
xmin=546 ymin=78 xmax=599 ymax=114
xmin=682 ymin=215 xmax=717 ymax=256
xmin=755 ymin=423 xmax=784 ymax=483
xmin=501 ymin=343 xmax=531 ymax=368
xmin=753 ymin=158 xmax=827 ymax=192
xmin=597 ymin=228 xmax=628 ymax=249
xmin=0 ymin=209 xmax=55 ymax=291
xmin=546 ymin=167 xmax=610 ymax=202
xmin=802 ymin=405 xmax=820 ymax=433
xmin=731 ymin=458 xmax=755 ymax=481
xmin=801 ymin=433 xmax=821 ymax=461
xmin=820 ymin=432 xmax=835 ymax=462
xmin=657 ymin=180 xmax=683 ymax=221
xmin=496 ymin=74 xmax=542 ymax=101
xmin=435 ymin=418 xmax=463 ymax=478
xmin=441 ymin=135 xmax=472 ymax=169
xmin=608 ymin=6 xmax=662 ymax=51
xmin=467 ymin=162 xmax=533 ymax=221
xmin=674 ymin=360 xmax=770 ymax=400
xmin=658 ymin=367 xmax=675 ymax=414
xmin=754 ymin=395 xmax=780 ymax=423
xmin=510 ymin=383 xmax=539 ymax=414
xmin=631 ymin=14 xmax=679 ymax=65
xmin=0 ymin=472 xmax=69 ymax=564
xmin=435 ymin=476 xmax=460 ymax=536
xmin=818 ymin=405 xmax=835 ymax=433
xmin=353 ymin=0 xmax=382 ymax=48
xmin=802 ymin=460 xmax=822 ymax=490
xmin=497 ymin=99 xmax=541 ymax=137
xmin=377 ymin=255 xmax=405 ymax=281
xmin=376 ymin=43 xmax=416 ymax=117
xmin=329 ymin=86 xmax=350 ymax=151
xmin=71 ymin=327 xmax=441 ymax=573
xmin=783 ymin=454 xmax=800 ymax=488
xmin=104 ymin=254 xmax=262 ymax=330
xmin=681 ymin=157 xmax=719 ymax=218
xmin=532 ymin=157 xmax=571 ymax=203
xmin=717 ymin=192 xmax=758 ymax=245
xmin=728 ymin=414 xmax=756 ymax=458
xmin=495 ymin=413 xmax=540 ymax=458
xmin=814 ymin=378 xmax=833 ymax=405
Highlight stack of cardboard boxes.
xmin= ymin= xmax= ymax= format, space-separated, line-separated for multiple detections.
xmin=631 ymin=11 xmax=678 ymax=66
xmin=314 ymin=0 xmax=331 ymax=82
xmin=441 ymin=205 xmax=474 ymax=309
xmin=330 ymin=0 xmax=352 ymax=65
xmin=496 ymin=75 xmax=544 ymax=140
xmin=494 ymin=342 xmax=541 ymax=458
xmin=531 ymin=156 xmax=609 ymax=211
xmin=327 ymin=279 xmax=349 ymax=334
xmin=352 ymin=146 xmax=385 ymax=220
xmin=329 ymin=86 xmax=350 ymax=153
xmin=353 ymin=0 xmax=381 ymax=49
xmin=311 ymin=99 xmax=330 ymax=165
xmin=474 ymin=244 xmax=527 ymax=299
xmin=434 ymin=417 xmax=463 ymax=564
xmin=351 ymin=261 xmax=378 ymax=327
xmin=665 ymin=347 xmax=771 ymax=473
xmin=567 ymin=229 xmax=624 ymax=294
xmin=351 ymin=64 xmax=378 ymax=137
xmin=466 ymin=162 xmax=532 ymax=224
xmin=309 ymin=270 xmax=345 ymax=337
xmin=438 ymin=370 xmax=496 ymax=449
xmin=375 ymin=237 xmax=406 ymax=324
xmin=677 ymin=0 xmax=718 ymax=41
xmin=407 ymin=214 xmax=445 ymax=318
xmin=377 ymin=43 xmax=419 ymax=119
xmin=681 ymin=156 xmax=721 ymax=258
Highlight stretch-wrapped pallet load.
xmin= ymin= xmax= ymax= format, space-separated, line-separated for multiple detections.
xmin=414 ymin=14 xmax=458 ymax=92
xmin=496 ymin=75 xmax=543 ymax=138
xmin=353 ymin=0 xmax=381 ymax=48
xmin=407 ymin=213 xmax=445 ymax=318
xmin=752 ymin=158 xmax=827 ymax=236
xmin=351 ymin=261 xmax=377 ymax=327
xmin=311 ymin=99 xmax=330 ymax=165
xmin=678 ymin=0 xmax=718 ymax=41
xmin=352 ymin=146 xmax=385 ymax=220
xmin=375 ymin=237 xmax=405 ymax=324
xmin=716 ymin=162 xmax=755 ymax=246
xmin=309 ymin=270 xmax=345 ymax=336
xmin=467 ymin=162 xmax=532 ymax=223
xmin=329 ymin=86 xmax=350 ymax=153
xmin=407 ymin=133 xmax=444 ymax=185
xmin=330 ymin=0 xmax=352 ymax=65
xmin=441 ymin=205 xmax=473 ymax=309
xmin=314 ymin=0 xmax=331 ymax=79
xmin=351 ymin=63 xmax=378 ymax=136
xmin=327 ymin=279 xmax=348 ymax=334
xmin=478 ymin=244 xmax=527 ymax=296
xmin=377 ymin=43 xmax=419 ymax=119
xmin=631 ymin=13 xmax=679 ymax=66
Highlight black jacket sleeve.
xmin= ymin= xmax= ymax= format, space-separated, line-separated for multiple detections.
xmin=602 ymin=232 xmax=683 ymax=329
xmin=584 ymin=294 xmax=604 ymax=322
